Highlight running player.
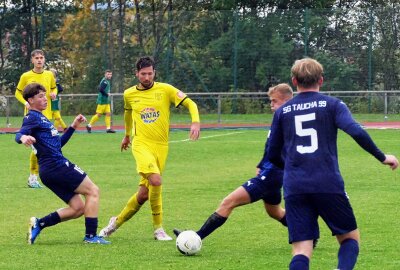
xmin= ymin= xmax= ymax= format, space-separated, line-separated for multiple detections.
xmin=15 ymin=49 xmax=57 ymax=188
xmin=86 ymin=70 xmax=116 ymax=133
xmin=99 ymin=56 xmax=200 ymax=240
xmin=16 ymin=83 xmax=110 ymax=245
xmin=267 ymin=57 xmax=398 ymax=270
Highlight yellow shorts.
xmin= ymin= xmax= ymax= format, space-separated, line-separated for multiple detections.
xmin=133 ymin=140 xmax=168 ymax=186
xmin=96 ymin=104 xmax=111 ymax=114
xmin=52 ymin=110 xmax=62 ymax=119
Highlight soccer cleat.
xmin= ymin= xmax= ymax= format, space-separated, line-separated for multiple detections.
xmin=106 ymin=129 xmax=116 ymax=133
xmin=86 ymin=125 xmax=91 ymax=133
xmin=28 ymin=217 xmax=41 ymax=244
xmin=83 ymin=235 xmax=111 ymax=244
xmin=27 ymin=174 xmax=42 ymax=188
xmin=99 ymin=216 xmax=118 ymax=238
xmin=154 ymin=228 xmax=173 ymax=241
xmin=173 ymin=228 xmax=182 ymax=237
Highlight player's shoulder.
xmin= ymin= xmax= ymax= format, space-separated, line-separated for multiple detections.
xmin=20 ymin=69 xmax=33 ymax=78
xmin=123 ymin=85 xmax=138 ymax=97
xmin=154 ymin=82 xmax=178 ymax=91
xmin=24 ymin=110 xmax=40 ymax=121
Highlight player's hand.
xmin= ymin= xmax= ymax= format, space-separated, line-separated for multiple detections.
xmin=20 ymin=135 xmax=36 ymax=146
xmin=71 ymin=114 xmax=87 ymax=129
xmin=121 ymin=136 xmax=131 ymax=152
xmin=383 ymin=154 xmax=399 ymax=170
xmin=256 ymin=167 xmax=261 ymax=176
xmin=189 ymin=122 xmax=200 ymax=141
xmin=50 ymin=92 xmax=57 ymax=100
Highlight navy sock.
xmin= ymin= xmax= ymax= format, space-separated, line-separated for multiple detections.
xmin=289 ymin=254 xmax=309 ymax=270
xmin=196 ymin=212 xmax=227 ymax=240
xmin=85 ymin=217 xmax=98 ymax=238
xmin=279 ymin=215 xmax=287 ymax=227
xmin=38 ymin=212 xmax=61 ymax=229
xmin=337 ymin=238 xmax=359 ymax=270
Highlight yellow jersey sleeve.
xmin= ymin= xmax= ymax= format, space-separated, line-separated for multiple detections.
xmin=15 ymin=73 xmax=29 ymax=105
xmin=181 ymin=98 xmax=200 ymax=123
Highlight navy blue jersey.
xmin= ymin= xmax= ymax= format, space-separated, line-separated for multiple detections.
xmin=267 ymin=92 xmax=385 ymax=197
xmin=15 ymin=110 xmax=74 ymax=169
xmin=257 ymin=130 xmax=281 ymax=171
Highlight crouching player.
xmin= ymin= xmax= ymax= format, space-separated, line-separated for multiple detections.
xmin=15 ymin=83 xmax=110 ymax=245
xmin=174 ymin=84 xmax=319 ymax=247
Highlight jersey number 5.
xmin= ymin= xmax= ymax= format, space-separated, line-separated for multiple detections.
xmin=295 ymin=113 xmax=318 ymax=154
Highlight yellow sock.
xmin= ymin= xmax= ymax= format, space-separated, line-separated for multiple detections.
xmin=54 ymin=119 xmax=61 ymax=129
xmin=89 ymin=114 xmax=99 ymax=126
xmin=30 ymin=152 xmax=39 ymax=175
xmin=105 ymin=115 xmax=111 ymax=129
xmin=149 ymin=185 xmax=163 ymax=229
xmin=59 ymin=118 xmax=67 ymax=129
xmin=116 ymin=192 xmax=142 ymax=227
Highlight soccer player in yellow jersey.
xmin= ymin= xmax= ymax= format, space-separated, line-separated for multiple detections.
xmin=99 ymin=56 xmax=200 ymax=240
xmin=15 ymin=49 xmax=57 ymax=188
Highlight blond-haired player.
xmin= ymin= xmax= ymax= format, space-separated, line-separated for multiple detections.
xmin=99 ymin=56 xmax=200 ymax=240
xmin=15 ymin=49 xmax=57 ymax=188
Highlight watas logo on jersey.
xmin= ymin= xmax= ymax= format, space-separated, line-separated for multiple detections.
xmin=140 ymin=107 xmax=160 ymax=123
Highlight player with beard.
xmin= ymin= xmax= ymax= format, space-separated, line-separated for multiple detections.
xmin=99 ymin=56 xmax=200 ymax=240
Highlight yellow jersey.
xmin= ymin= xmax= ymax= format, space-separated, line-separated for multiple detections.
xmin=15 ymin=70 xmax=57 ymax=119
xmin=123 ymin=82 xmax=188 ymax=144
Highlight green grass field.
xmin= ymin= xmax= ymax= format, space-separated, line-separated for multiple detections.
xmin=1 ymin=128 xmax=399 ymax=269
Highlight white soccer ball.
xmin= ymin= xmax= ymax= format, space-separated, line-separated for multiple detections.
xmin=176 ymin=230 xmax=202 ymax=256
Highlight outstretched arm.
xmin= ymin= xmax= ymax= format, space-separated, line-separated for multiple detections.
xmin=343 ymin=123 xmax=398 ymax=170
xmin=60 ymin=114 xmax=87 ymax=146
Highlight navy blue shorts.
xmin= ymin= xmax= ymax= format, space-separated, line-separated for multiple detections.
xmin=40 ymin=161 xmax=87 ymax=204
xmin=285 ymin=193 xmax=358 ymax=243
xmin=241 ymin=167 xmax=283 ymax=205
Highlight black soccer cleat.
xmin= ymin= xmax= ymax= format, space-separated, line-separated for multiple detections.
xmin=106 ymin=129 xmax=116 ymax=133
xmin=173 ymin=228 xmax=182 ymax=237
xmin=86 ymin=125 xmax=92 ymax=133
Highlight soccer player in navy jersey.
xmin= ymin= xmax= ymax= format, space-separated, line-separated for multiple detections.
xmin=15 ymin=83 xmax=110 ymax=245
xmin=173 ymin=83 xmax=295 ymax=241
xmin=267 ymin=58 xmax=398 ymax=270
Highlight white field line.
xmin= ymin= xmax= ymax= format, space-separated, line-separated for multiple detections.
xmin=169 ymin=131 xmax=245 ymax=143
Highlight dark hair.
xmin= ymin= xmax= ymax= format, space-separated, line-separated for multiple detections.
xmin=31 ymin=49 xmax=45 ymax=58
xmin=105 ymin=69 xmax=112 ymax=73
xmin=136 ymin=56 xmax=155 ymax=71
xmin=23 ymin=83 xmax=46 ymax=101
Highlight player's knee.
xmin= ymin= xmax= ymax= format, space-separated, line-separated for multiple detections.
xmin=137 ymin=192 xmax=148 ymax=204
xmin=220 ymin=196 xmax=236 ymax=211
xmin=88 ymin=184 xmax=100 ymax=201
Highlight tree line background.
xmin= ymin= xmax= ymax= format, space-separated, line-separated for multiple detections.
xmin=1 ymin=0 xmax=400 ymax=114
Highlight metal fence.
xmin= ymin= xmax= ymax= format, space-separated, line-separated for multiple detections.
xmin=1 ymin=91 xmax=399 ymax=128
